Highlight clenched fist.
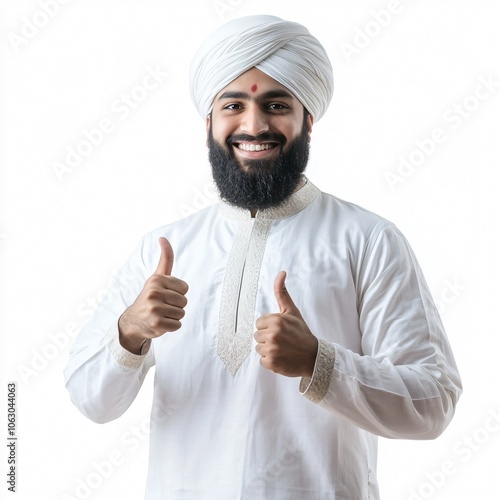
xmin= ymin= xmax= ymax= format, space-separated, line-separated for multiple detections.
xmin=254 ymin=271 xmax=318 ymax=378
xmin=118 ymin=237 xmax=189 ymax=354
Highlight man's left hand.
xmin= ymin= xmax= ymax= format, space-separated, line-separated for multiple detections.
xmin=254 ymin=271 xmax=318 ymax=378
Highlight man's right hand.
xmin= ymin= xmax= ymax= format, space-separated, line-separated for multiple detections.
xmin=118 ymin=237 xmax=189 ymax=354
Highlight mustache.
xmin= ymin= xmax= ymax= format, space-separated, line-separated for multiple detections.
xmin=227 ymin=132 xmax=287 ymax=147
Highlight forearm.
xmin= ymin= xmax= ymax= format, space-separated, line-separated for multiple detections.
xmin=300 ymin=341 xmax=460 ymax=439
xmin=65 ymin=325 xmax=153 ymax=423
xmin=297 ymin=223 xmax=463 ymax=439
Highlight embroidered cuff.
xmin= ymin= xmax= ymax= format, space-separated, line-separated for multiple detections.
xmin=299 ymin=339 xmax=335 ymax=403
xmin=106 ymin=325 xmax=151 ymax=370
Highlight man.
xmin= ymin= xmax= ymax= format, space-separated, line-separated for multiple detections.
xmin=65 ymin=15 xmax=462 ymax=499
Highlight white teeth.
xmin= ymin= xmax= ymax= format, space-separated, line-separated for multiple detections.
xmin=237 ymin=143 xmax=274 ymax=151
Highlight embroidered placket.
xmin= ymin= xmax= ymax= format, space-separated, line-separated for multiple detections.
xmin=216 ymin=219 xmax=272 ymax=375
xmin=217 ymin=179 xmax=321 ymax=375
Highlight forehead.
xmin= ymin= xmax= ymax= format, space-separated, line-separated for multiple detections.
xmin=215 ymin=67 xmax=299 ymax=101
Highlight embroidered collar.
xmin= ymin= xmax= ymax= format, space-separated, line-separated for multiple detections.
xmin=219 ymin=177 xmax=321 ymax=221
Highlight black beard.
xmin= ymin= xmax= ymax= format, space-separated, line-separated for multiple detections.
xmin=207 ymin=115 xmax=310 ymax=210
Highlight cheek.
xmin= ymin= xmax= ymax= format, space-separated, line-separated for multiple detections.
xmin=284 ymin=123 xmax=303 ymax=141
xmin=272 ymin=113 xmax=304 ymax=139
xmin=211 ymin=117 xmax=236 ymax=142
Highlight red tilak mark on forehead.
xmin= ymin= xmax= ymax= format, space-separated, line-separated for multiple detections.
xmin=251 ymin=84 xmax=258 ymax=92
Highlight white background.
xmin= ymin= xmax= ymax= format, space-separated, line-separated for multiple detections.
xmin=1 ymin=0 xmax=499 ymax=499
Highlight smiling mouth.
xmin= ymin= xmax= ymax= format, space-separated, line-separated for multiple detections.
xmin=235 ymin=142 xmax=280 ymax=152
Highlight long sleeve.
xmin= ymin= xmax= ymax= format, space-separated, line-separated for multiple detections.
xmin=62 ymin=186 xmax=463 ymax=498
xmin=64 ymin=236 xmax=156 ymax=424
xmin=301 ymin=223 xmax=462 ymax=439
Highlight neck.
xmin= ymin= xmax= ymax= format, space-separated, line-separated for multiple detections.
xmin=249 ymin=176 xmax=306 ymax=218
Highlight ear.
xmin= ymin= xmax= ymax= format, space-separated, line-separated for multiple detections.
xmin=306 ymin=113 xmax=314 ymax=141
xmin=205 ymin=114 xmax=211 ymax=147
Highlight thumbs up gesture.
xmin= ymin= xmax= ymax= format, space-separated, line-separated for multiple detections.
xmin=118 ymin=237 xmax=189 ymax=354
xmin=254 ymin=271 xmax=318 ymax=378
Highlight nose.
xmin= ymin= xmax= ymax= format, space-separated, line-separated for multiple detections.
xmin=239 ymin=105 xmax=269 ymax=137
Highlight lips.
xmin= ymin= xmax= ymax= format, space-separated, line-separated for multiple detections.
xmin=236 ymin=142 xmax=279 ymax=152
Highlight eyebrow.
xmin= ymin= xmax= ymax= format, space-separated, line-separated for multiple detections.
xmin=217 ymin=89 xmax=295 ymax=101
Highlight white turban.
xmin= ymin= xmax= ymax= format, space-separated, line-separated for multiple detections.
xmin=189 ymin=15 xmax=333 ymax=121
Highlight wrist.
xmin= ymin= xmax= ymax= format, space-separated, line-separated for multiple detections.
xmin=300 ymin=340 xmax=336 ymax=403
xmin=118 ymin=314 xmax=147 ymax=355
xmin=303 ymin=337 xmax=319 ymax=378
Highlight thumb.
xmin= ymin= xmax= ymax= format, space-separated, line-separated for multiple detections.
xmin=274 ymin=271 xmax=300 ymax=316
xmin=155 ymin=237 xmax=174 ymax=276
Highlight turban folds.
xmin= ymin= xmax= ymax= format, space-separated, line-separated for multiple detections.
xmin=189 ymin=15 xmax=333 ymax=121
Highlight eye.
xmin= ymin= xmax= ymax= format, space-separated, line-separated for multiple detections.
xmin=267 ymin=103 xmax=289 ymax=111
xmin=223 ymin=103 xmax=243 ymax=111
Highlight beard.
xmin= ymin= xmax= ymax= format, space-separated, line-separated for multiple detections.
xmin=207 ymin=114 xmax=310 ymax=210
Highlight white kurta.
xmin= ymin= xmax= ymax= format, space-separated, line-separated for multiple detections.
xmin=64 ymin=179 xmax=462 ymax=500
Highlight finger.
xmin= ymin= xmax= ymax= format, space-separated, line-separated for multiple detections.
xmin=148 ymin=318 xmax=183 ymax=336
xmin=155 ymin=304 xmax=186 ymax=321
xmin=146 ymin=308 xmax=185 ymax=335
xmin=147 ymin=275 xmax=189 ymax=296
xmin=254 ymin=328 xmax=266 ymax=344
xmin=255 ymin=314 xmax=272 ymax=331
xmin=255 ymin=342 xmax=265 ymax=356
xmin=162 ymin=289 xmax=188 ymax=308
xmin=155 ymin=237 xmax=174 ymax=276
xmin=273 ymin=271 xmax=299 ymax=316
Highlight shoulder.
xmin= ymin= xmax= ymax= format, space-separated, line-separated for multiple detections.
xmin=312 ymin=190 xmax=398 ymax=240
xmin=311 ymin=191 xmax=421 ymax=278
xmin=148 ymin=202 xmax=221 ymax=239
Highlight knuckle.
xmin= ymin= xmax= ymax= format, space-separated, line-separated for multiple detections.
xmin=147 ymin=275 xmax=163 ymax=287
xmin=148 ymin=303 xmax=162 ymax=316
xmin=150 ymin=316 xmax=163 ymax=329
xmin=267 ymin=330 xmax=281 ymax=343
xmin=144 ymin=288 xmax=162 ymax=302
xmin=267 ymin=346 xmax=279 ymax=358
